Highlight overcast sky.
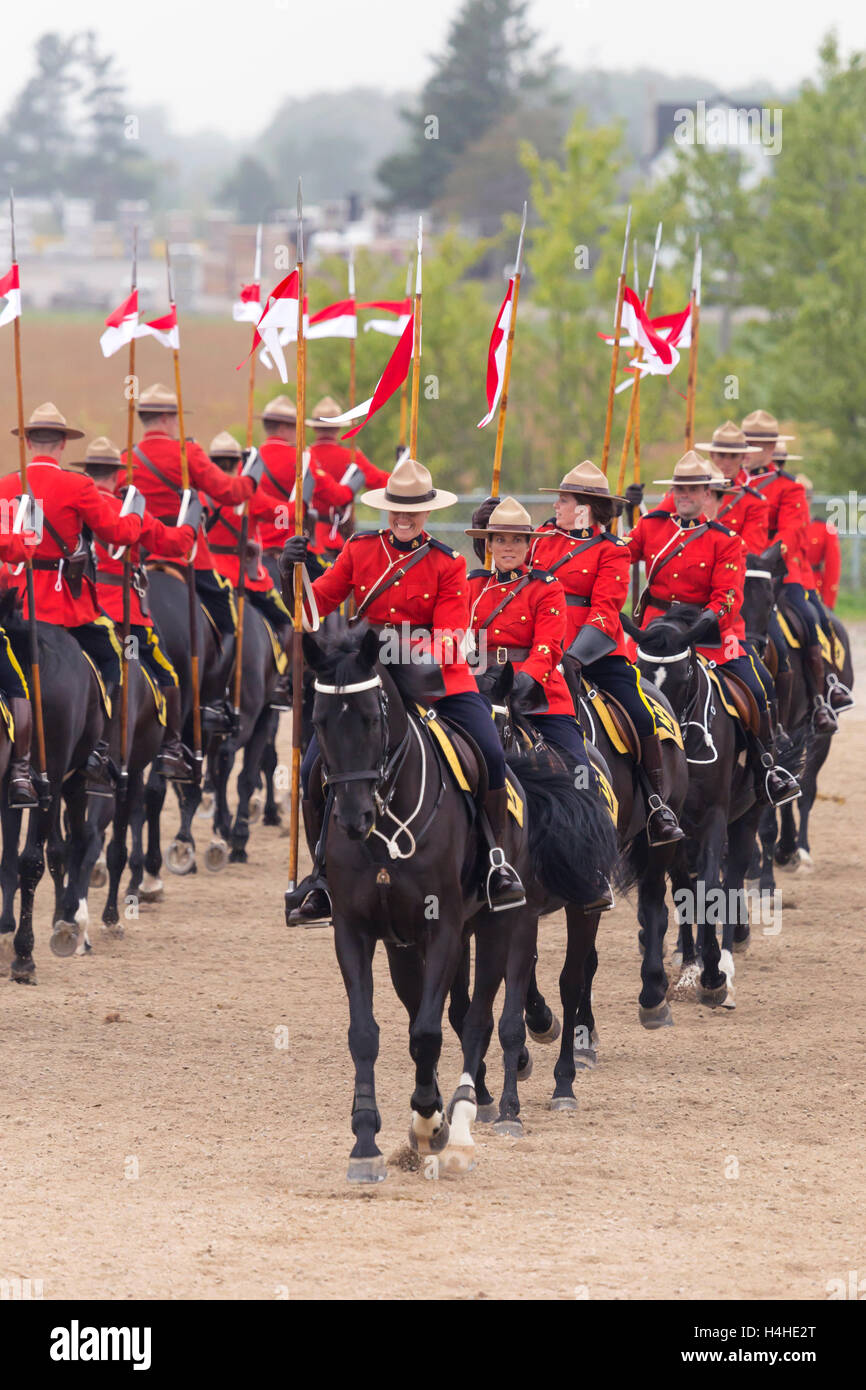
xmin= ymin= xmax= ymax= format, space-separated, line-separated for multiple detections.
xmin=5 ymin=0 xmax=866 ymax=138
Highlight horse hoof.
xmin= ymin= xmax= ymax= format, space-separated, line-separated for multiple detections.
xmin=439 ymin=1144 xmax=476 ymax=1176
xmin=263 ymin=808 xmax=282 ymax=827
xmin=549 ymin=1095 xmax=578 ymax=1112
xmin=527 ymin=1015 xmax=561 ymax=1044
xmin=720 ymin=985 xmax=737 ymax=1010
xmin=228 ymin=847 xmax=247 ymax=864
xmin=639 ymin=1000 xmax=673 ymax=1029
xmin=166 ymin=840 xmax=195 ymax=876
xmin=492 ymin=1118 xmax=524 ymax=1138
xmin=346 ymin=1155 xmax=386 ymax=1184
xmin=248 ymin=792 xmax=264 ymax=826
xmin=796 ymin=848 xmax=814 ymax=873
xmin=139 ymin=873 xmax=164 ymax=902
xmin=204 ymin=838 xmax=229 ymax=873
xmin=699 ymin=983 xmax=729 ymax=1007
xmin=50 ymin=921 xmax=80 ymax=958
xmin=574 ymin=1047 xmax=598 ymax=1070
xmin=196 ymin=793 xmax=214 ymax=819
xmin=475 ymin=1102 xmax=499 ymax=1124
xmin=11 ymin=958 xmax=36 ymax=984
xmin=517 ymin=1050 xmax=533 ymax=1081
xmin=407 ymin=1116 xmax=450 ymax=1154
xmin=90 ymin=856 xmax=108 ymax=889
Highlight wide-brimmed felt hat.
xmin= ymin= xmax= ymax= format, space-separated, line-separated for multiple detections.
xmin=306 ymin=394 xmax=342 ymax=428
xmin=137 ymin=382 xmax=191 ymax=415
xmin=696 ymin=420 xmax=761 ymax=455
xmin=465 ymin=496 xmax=547 ymax=540
xmin=707 ymin=460 xmax=734 ymax=493
xmin=653 ymin=450 xmax=715 ymax=487
xmin=258 ymin=394 xmax=297 ymax=424
xmin=359 ymin=457 xmax=457 ymax=513
xmin=209 ymin=430 xmax=242 ymax=458
xmin=741 ymin=409 xmax=794 ymax=443
xmin=773 ymin=440 xmax=803 ymax=463
xmin=75 ymin=435 xmax=122 ymax=469
xmin=12 ymin=401 xmax=84 ymax=440
xmin=538 ymin=459 xmax=627 ymax=505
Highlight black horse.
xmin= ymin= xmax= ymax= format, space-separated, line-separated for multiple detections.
xmin=626 ymin=605 xmax=766 ymax=1010
xmin=299 ymin=624 xmax=615 ymax=1182
xmin=0 ymin=601 xmax=103 ymax=980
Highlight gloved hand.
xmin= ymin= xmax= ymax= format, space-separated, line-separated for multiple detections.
xmin=118 ymin=486 xmax=146 ymax=520
xmin=511 ymin=670 xmax=541 ymax=709
xmin=470 ymin=495 xmax=498 ymax=562
xmin=241 ymin=447 xmax=264 ymax=486
xmin=245 ymin=539 xmax=262 ymax=566
xmin=279 ymin=534 xmax=309 ymax=577
xmin=625 ymin=483 xmax=644 ymax=511
xmin=683 ymin=608 xmax=719 ymax=646
xmin=182 ymin=496 xmax=204 ymax=536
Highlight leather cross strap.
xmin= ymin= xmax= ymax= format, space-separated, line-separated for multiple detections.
xmin=134 ymin=444 xmax=184 ymax=500
xmin=476 ymin=573 xmax=532 ymax=633
xmin=348 ymin=542 xmax=431 ymax=626
xmin=545 ymin=532 xmax=607 ymax=576
xmin=206 ymin=505 xmax=241 ymax=540
xmin=635 ymin=523 xmax=708 ymax=620
xmin=716 ymin=493 xmax=742 ymax=521
xmin=261 ymin=459 xmax=292 ymax=501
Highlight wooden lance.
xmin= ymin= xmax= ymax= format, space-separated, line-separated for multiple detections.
xmin=600 ymin=205 xmax=632 ymax=476
xmin=408 ymin=217 xmax=423 ymax=460
xmin=484 ymin=201 xmax=527 ymax=571
xmin=287 ymin=180 xmax=307 ymax=898
xmin=8 ymin=189 xmax=48 ymax=803
xmin=683 ymin=235 xmax=702 ymax=451
xmin=397 ymin=255 xmax=412 ymax=457
xmin=118 ymin=226 xmax=138 ymax=789
xmin=165 ymin=244 xmax=203 ymax=781
xmin=232 ymin=220 xmax=263 ymax=727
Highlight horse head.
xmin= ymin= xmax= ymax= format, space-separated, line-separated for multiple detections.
xmin=626 ymin=604 xmax=702 ymax=718
xmin=742 ymin=539 xmax=785 ymax=653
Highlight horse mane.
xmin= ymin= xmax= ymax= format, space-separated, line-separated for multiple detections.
xmin=305 ymin=622 xmax=444 ymax=705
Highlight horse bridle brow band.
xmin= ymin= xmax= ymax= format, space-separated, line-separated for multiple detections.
xmin=745 ymin=569 xmax=773 ymax=580
xmin=313 ymin=676 xmax=382 ymax=694
xmin=635 ymin=647 xmax=691 ymax=664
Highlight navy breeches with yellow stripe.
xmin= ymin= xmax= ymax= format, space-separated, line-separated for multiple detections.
xmin=70 ymin=619 xmax=122 ymax=687
xmin=720 ymin=653 xmax=772 ymax=719
xmin=584 ymin=654 xmax=657 ymax=740
xmin=532 ymin=713 xmax=591 ymax=773
xmin=131 ymin=623 xmax=179 ymax=689
xmin=0 ymin=628 xmax=29 ymax=700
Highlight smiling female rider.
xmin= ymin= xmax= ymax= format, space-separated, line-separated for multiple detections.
xmin=279 ymin=456 xmax=524 ymax=925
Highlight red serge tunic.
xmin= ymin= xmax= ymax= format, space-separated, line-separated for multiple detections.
xmin=661 ymin=485 xmax=769 ymax=555
xmin=467 ymin=565 xmax=573 ymax=716
xmin=124 ymin=430 xmax=253 ymax=572
xmin=528 ymin=523 xmax=632 ymax=659
xmin=805 ymin=519 xmax=841 ymax=608
xmin=206 ymin=475 xmax=287 ymax=593
xmin=309 ymin=441 xmax=390 ymax=555
xmin=258 ymin=439 xmax=355 ymax=551
xmin=738 ymin=466 xmax=808 ymax=587
xmin=627 ymin=510 xmax=745 ymax=661
xmin=92 ymin=485 xmax=194 ymax=627
xmin=0 ymin=459 xmax=142 ymax=626
xmin=308 ymin=528 xmax=476 ymax=698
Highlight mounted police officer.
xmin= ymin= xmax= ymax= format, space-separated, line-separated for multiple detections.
xmin=280 ymin=456 xmax=525 ymax=923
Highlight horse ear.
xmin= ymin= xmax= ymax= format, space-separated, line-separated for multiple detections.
xmin=358 ymin=627 xmax=381 ymax=671
xmin=621 ymin=612 xmax=642 ymax=641
xmin=302 ymin=633 xmax=324 ymax=670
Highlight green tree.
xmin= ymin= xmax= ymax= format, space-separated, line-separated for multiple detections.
xmin=0 ymin=33 xmax=80 ymax=193
xmin=75 ymin=32 xmax=156 ymax=216
xmin=377 ymin=0 xmax=558 ymax=209
xmin=218 ymin=156 xmax=278 ymax=222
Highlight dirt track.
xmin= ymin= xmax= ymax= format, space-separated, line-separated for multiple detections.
xmin=2 ymin=630 xmax=865 ymax=1301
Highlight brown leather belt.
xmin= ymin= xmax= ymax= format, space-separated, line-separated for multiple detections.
xmin=565 ymin=594 xmax=591 ymax=607
xmin=646 ymin=592 xmax=673 ymax=610
xmin=31 ymin=556 xmax=63 ymax=571
xmin=209 ymin=544 xmax=239 ymax=555
xmin=475 ymin=644 xmax=530 ymax=669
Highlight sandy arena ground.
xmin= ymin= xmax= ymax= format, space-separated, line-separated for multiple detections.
xmin=1 ymin=629 xmax=864 ymax=1301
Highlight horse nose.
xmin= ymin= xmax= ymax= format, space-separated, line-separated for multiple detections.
xmin=334 ymin=804 xmax=374 ymax=841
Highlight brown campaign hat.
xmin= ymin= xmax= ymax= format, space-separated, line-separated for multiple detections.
xmin=696 ymin=420 xmax=761 ymax=455
xmin=653 ymin=450 xmax=716 ymax=487
xmin=258 ymin=394 xmax=297 ymax=424
xmin=360 ymin=457 xmax=457 ymax=513
xmin=137 ymin=382 xmax=190 ymax=415
xmin=741 ymin=409 xmax=794 ymax=442
xmin=538 ymin=459 xmax=627 ymax=505
xmin=773 ymin=440 xmax=802 ymax=464
xmin=208 ymin=430 xmax=242 ymax=458
xmin=75 ymin=435 xmax=122 ymax=469
xmin=12 ymin=400 xmax=84 ymax=440
xmin=707 ymin=460 xmax=734 ymax=493
xmin=306 ymin=394 xmax=343 ymax=428
xmin=465 ymin=496 xmax=547 ymax=539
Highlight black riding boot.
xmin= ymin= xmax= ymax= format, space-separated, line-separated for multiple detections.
xmin=285 ymin=797 xmax=332 ymax=925
xmin=156 ymin=685 xmax=195 ymax=781
xmin=480 ymin=786 xmax=526 ymax=912
xmin=8 ymin=696 xmax=38 ymax=809
xmin=748 ymin=711 xmax=801 ymax=807
xmin=639 ymin=734 xmax=684 ymax=846
xmin=86 ymin=698 xmax=118 ymax=798
xmin=805 ymin=646 xmax=837 ymax=734
xmin=774 ymin=668 xmax=794 ymax=753
xmin=826 ymin=672 xmax=854 ymax=714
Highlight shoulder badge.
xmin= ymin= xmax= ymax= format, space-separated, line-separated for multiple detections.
xmin=467 ymin=566 xmax=492 ymax=580
xmin=644 ymin=508 xmax=672 ymax=520
xmin=528 ymin=567 xmax=554 ymax=583
xmin=348 ymin=528 xmax=383 ymax=543
xmin=708 ymin=520 xmax=736 ymax=536
xmin=427 ymin=536 xmax=460 ymax=559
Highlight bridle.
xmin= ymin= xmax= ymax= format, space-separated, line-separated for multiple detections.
xmin=635 ymin=633 xmax=717 ymax=764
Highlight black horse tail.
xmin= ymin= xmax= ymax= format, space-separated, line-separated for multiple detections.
xmin=506 ymin=753 xmax=619 ymax=904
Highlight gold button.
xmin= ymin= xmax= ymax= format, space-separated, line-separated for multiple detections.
xmin=423 ymin=593 xmax=429 ymax=599
xmin=520 ymin=615 xmax=526 ymax=621
xmin=673 ymin=572 xmax=678 ymax=578
xmin=390 ymin=607 xmax=396 ymax=613
xmin=360 ymin=585 xmax=366 ymax=592
xmin=494 ymin=628 xmax=500 ymax=634
xmin=700 ymin=562 xmax=705 ymax=567
xmin=395 ymin=581 xmax=400 ymax=586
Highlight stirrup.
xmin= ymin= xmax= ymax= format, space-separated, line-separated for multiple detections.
xmin=764 ymin=763 xmax=801 ymax=807
xmin=284 ymin=877 xmax=331 ymax=925
xmin=485 ymin=847 xmax=526 ymax=913
xmin=811 ymin=695 xmax=838 ymax=733
xmin=645 ymin=793 xmax=685 ymax=846
xmin=826 ymin=672 xmax=855 ymax=713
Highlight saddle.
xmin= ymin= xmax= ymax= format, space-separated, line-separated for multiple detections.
xmin=700 ymin=661 xmax=761 ymax=736
xmin=578 ymin=676 xmax=685 ymax=761
xmin=413 ymin=703 xmax=524 ymax=828
xmin=777 ymin=602 xmax=840 ymax=668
